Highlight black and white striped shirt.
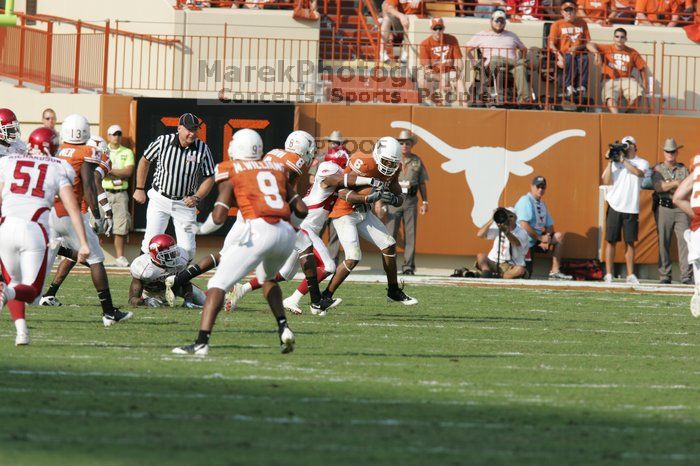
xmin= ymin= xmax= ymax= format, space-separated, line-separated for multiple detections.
xmin=143 ymin=133 xmax=215 ymax=199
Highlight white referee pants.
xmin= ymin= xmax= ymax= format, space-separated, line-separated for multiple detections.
xmin=0 ymin=218 xmax=50 ymax=302
xmin=142 ymin=189 xmax=197 ymax=261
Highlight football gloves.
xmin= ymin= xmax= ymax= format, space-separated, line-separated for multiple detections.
xmin=365 ymin=188 xmax=382 ymax=204
xmin=380 ymin=190 xmax=401 ymax=207
xmin=93 ymin=217 xmax=114 ymax=237
xmin=143 ymin=296 xmax=163 ymax=308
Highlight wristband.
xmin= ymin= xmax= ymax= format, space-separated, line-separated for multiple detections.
xmin=355 ymin=176 xmax=373 ymax=186
xmin=343 ymin=174 xmax=349 ymax=188
xmin=214 ymin=201 xmax=231 ymax=210
xmin=422 ymin=201 xmax=428 ymax=204
xmin=192 ymin=195 xmax=200 ymax=202
xmin=103 ymin=203 xmax=112 ymax=213
xmin=97 ymin=192 xmax=109 ymax=203
xmin=135 ymin=187 xmax=145 ymax=191
xmin=289 ymin=193 xmax=300 ymax=203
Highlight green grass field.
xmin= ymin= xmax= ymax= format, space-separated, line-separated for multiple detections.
xmin=1 ymin=274 xmax=699 ymax=465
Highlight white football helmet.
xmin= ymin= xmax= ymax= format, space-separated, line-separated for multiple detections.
xmin=228 ymin=128 xmax=263 ymax=161
xmin=87 ymin=135 xmax=109 ymax=156
xmin=61 ymin=114 xmax=90 ymax=144
xmin=284 ymin=130 xmax=315 ymax=164
xmin=372 ymin=136 xmax=401 ymax=176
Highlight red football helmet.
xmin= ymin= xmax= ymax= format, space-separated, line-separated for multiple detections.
xmin=324 ymin=146 xmax=349 ymax=169
xmin=0 ymin=108 xmax=20 ymax=143
xmin=27 ymin=127 xmax=60 ymax=157
xmin=148 ymin=234 xmax=179 ymax=267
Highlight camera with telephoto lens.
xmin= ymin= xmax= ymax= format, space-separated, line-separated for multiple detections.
xmin=606 ymin=141 xmax=629 ymax=163
xmin=493 ymin=207 xmax=510 ymax=225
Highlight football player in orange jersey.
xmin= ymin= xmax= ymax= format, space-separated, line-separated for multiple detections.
xmin=41 ymin=114 xmax=131 ymax=326
xmin=42 ymin=135 xmax=115 ymax=302
xmin=672 ymin=166 xmax=700 ymax=317
xmin=318 ymin=136 xmax=418 ymax=308
xmin=172 ymin=129 xmax=309 ymax=356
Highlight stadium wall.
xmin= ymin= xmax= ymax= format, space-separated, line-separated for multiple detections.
xmin=297 ymin=103 xmax=700 ymax=264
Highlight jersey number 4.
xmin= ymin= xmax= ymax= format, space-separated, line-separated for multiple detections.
xmin=10 ymin=160 xmax=49 ymax=198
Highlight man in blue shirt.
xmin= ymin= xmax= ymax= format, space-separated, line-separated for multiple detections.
xmin=515 ymin=176 xmax=572 ymax=280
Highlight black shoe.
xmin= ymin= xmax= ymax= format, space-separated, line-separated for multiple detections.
xmin=387 ymin=286 xmax=418 ymax=305
xmin=102 ymin=308 xmax=133 ymax=327
xmin=402 ymin=269 xmax=415 ymax=276
xmin=659 ymin=278 xmax=672 ymax=284
xmin=311 ymin=295 xmax=342 ymax=316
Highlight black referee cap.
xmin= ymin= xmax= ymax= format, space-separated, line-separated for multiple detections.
xmin=179 ymin=113 xmax=201 ymax=131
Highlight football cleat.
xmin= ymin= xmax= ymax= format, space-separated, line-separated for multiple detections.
xmin=164 ymin=275 xmax=176 ymax=307
xmin=15 ymin=331 xmax=30 ymax=346
xmin=172 ymin=343 xmax=209 ymax=355
xmin=39 ymin=296 xmax=62 ymax=306
xmin=282 ymin=296 xmax=302 ymax=315
xmin=102 ymin=308 xmax=133 ymax=327
xmin=183 ymin=300 xmax=202 ymax=310
xmin=279 ymin=326 xmax=295 ymax=354
xmin=310 ymin=296 xmax=342 ymax=316
xmin=0 ymin=282 xmax=6 ymax=309
xmin=387 ymin=287 xmax=418 ymax=306
xmin=224 ymin=283 xmax=246 ymax=312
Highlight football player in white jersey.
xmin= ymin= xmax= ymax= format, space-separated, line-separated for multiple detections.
xmin=0 ymin=108 xmax=26 ymax=158
xmin=0 ymin=127 xmax=89 ymax=345
xmin=227 ymin=146 xmax=383 ymax=315
xmin=672 ymin=161 xmax=700 ymax=317
xmin=129 ymin=234 xmax=205 ymax=308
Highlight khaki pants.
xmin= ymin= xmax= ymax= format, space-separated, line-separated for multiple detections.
xmin=386 ymin=196 xmax=418 ymax=272
xmin=488 ymin=56 xmax=531 ymax=104
xmin=602 ymin=78 xmax=642 ymax=104
xmin=654 ymin=205 xmax=692 ymax=282
xmin=106 ymin=190 xmax=132 ymax=236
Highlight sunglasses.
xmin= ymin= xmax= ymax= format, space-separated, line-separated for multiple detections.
xmin=536 ymin=184 xmax=547 ymax=189
xmin=111 ymin=132 xmax=122 ymax=137
xmin=433 ymin=26 xmax=444 ymax=31
xmin=494 ymin=18 xmax=505 ymax=23
xmin=563 ymin=7 xmax=575 ymax=11
xmin=399 ymin=141 xmax=412 ymax=145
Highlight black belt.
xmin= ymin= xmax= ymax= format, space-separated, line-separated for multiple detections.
xmin=158 ymin=191 xmax=187 ymax=201
xmin=105 ymin=189 xmax=127 ymax=193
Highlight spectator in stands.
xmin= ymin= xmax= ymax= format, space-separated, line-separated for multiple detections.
xmin=515 ymin=176 xmax=572 ymax=280
xmin=42 ymin=108 xmax=57 ymax=130
xmin=636 ymin=0 xmax=683 ymax=26
xmin=506 ymin=0 xmax=543 ymax=20
xmin=103 ymin=125 xmax=135 ymax=267
xmin=418 ymin=18 xmax=467 ymax=106
xmin=652 ymin=138 xmax=692 ymax=284
xmin=608 ymin=0 xmax=636 ymax=23
xmin=465 ymin=9 xmax=532 ymax=106
xmin=578 ymin=0 xmax=611 ymax=25
xmin=475 ymin=0 xmax=508 ymax=18
xmin=586 ymin=28 xmax=649 ymax=113
xmin=548 ymin=2 xmax=591 ymax=99
xmin=381 ymin=0 xmax=426 ymax=62
xmin=475 ymin=207 xmax=529 ymax=279
xmin=601 ymin=135 xmax=650 ymax=284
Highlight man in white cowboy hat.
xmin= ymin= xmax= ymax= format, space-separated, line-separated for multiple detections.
xmin=652 ymin=137 xmax=692 ymax=284
xmin=384 ymin=129 xmax=429 ymax=275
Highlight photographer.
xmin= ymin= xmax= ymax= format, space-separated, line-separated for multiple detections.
xmin=601 ymin=136 xmax=650 ymax=284
xmin=475 ymin=207 xmax=530 ymax=279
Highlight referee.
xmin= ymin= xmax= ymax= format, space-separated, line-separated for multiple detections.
xmin=134 ymin=113 xmax=215 ymax=261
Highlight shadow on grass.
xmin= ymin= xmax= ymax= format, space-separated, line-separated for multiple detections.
xmin=0 ymin=362 xmax=697 ymax=466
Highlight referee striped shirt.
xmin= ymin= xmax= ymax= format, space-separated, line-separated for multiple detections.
xmin=143 ymin=133 xmax=215 ymax=199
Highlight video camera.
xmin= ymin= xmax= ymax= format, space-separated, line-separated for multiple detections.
xmin=493 ymin=207 xmax=510 ymax=225
xmin=606 ymin=141 xmax=629 ymax=163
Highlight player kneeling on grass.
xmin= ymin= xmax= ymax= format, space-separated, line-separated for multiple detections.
xmin=0 ymin=127 xmax=90 ymax=346
xmin=672 ymin=164 xmax=700 ymax=318
xmin=173 ymin=129 xmax=308 ymax=356
xmin=129 ymin=234 xmax=205 ymax=308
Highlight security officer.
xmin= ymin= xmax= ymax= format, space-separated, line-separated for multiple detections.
xmin=385 ymin=130 xmax=429 ymax=275
xmin=652 ymin=138 xmax=692 ymax=284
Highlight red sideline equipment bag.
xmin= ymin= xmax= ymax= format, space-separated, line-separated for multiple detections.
xmin=560 ymin=259 xmax=604 ymax=281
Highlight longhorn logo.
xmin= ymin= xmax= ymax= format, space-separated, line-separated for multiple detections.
xmin=391 ymin=121 xmax=586 ymax=226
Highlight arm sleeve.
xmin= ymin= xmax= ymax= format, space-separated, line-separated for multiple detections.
xmin=143 ymin=135 xmax=163 ymax=162
xmin=419 ymin=161 xmax=429 ymax=183
xmin=200 ymin=144 xmax=216 ymax=177
xmin=515 ymin=197 xmax=533 ymax=223
xmin=214 ymin=163 xmax=230 ymax=183
xmin=124 ymin=148 xmax=135 ymax=166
